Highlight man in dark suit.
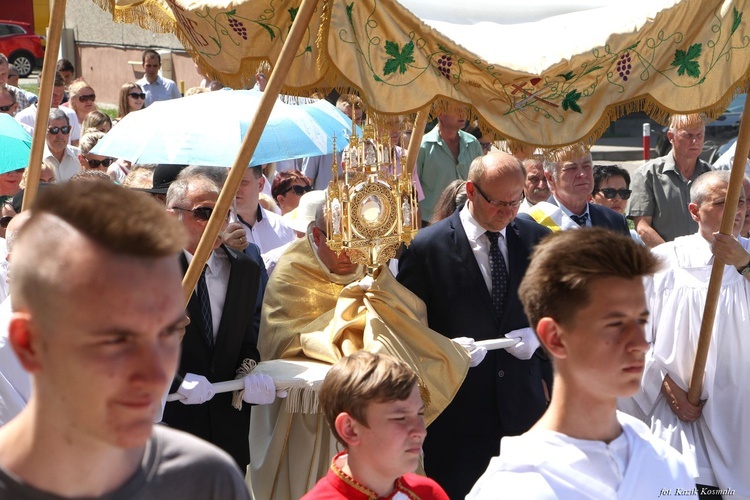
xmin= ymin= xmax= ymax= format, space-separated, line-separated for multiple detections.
xmin=162 ymin=165 xmax=275 ymax=472
xmin=398 ymin=152 xmax=552 ymax=498
xmin=519 ymin=149 xmax=629 ymax=234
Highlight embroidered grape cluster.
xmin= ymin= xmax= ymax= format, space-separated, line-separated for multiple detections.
xmin=616 ymin=52 xmax=632 ymax=81
xmin=228 ymin=17 xmax=248 ymax=40
xmin=437 ymin=54 xmax=453 ymax=80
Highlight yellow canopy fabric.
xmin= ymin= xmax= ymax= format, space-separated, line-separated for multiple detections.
xmin=94 ymin=0 xmax=750 ymax=149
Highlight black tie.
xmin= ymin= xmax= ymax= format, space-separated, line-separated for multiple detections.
xmin=570 ymin=213 xmax=588 ymax=227
xmin=196 ymin=265 xmax=214 ymax=350
xmin=486 ymin=232 xmax=509 ymax=321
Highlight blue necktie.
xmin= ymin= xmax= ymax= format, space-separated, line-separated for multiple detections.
xmin=196 ymin=265 xmax=214 ymax=350
xmin=570 ymin=213 xmax=588 ymax=227
xmin=486 ymin=231 xmax=508 ymax=321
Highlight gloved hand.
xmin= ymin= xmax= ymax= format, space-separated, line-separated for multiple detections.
xmin=452 ymin=337 xmax=487 ymax=368
xmin=176 ymin=373 xmax=215 ymax=405
xmin=242 ymin=373 xmax=277 ymax=405
xmin=504 ymin=328 xmax=540 ymax=360
xmin=357 ymin=275 xmax=374 ymax=291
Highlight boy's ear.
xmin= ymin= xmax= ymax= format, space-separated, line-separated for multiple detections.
xmin=334 ymin=412 xmax=361 ymax=447
xmin=9 ymin=312 xmax=43 ymax=373
xmin=536 ymin=317 xmax=567 ymax=360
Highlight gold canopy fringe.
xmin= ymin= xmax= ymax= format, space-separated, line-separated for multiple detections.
xmin=92 ymin=0 xmax=177 ymax=34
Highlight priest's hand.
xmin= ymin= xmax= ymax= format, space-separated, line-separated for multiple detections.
xmin=221 ymin=222 xmax=249 ymax=251
xmin=242 ymin=373 xmax=277 ymax=405
xmin=504 ymin=327 xmax=540 ymax=360
xmin=662 ymin=374 xmax=704 ymax=422
xmin=176 ymin=373 xmax=216 ymax=405
xmin=452 ymin=337 xmax=487 ymax=367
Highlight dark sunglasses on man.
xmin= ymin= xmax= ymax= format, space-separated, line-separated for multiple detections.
xmin=128 ymin=92 xmax=146 ymax=100
xmin=85 ymin=157 xmax=116 ymax=168
xmin=0 ymin=105 xmax=14 ymax=112
xmin=171 ymin=205 xmax=229 ymax=222
xmin=48 ymin=126 xmax=71 ymax=135
xmin=76 ymin=94 xmax=96 ymax=103
xmin=284 ymin=184 xmax=313 ymax=196
xmin=597 ymin=188 xmax=632 ymax=200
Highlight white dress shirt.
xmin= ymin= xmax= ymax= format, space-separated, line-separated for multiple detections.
xmin=553 ymin=195 xmax=592 ymax=228
xmin=184 ymin=248 xmax=229 ymax=341
xmin=43 ymin=143 xmax=80 ymax=182
xmin=459 ymin=205 xmax=508 ymax=293
xmin=239 ymin=205 xmax=296 ymax=259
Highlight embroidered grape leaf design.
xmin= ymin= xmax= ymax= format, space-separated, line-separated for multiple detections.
xmin=561 ymin=89 xmax=582 ymax=113
xmin=557 ymin=71 xmax=575 ymax=81
xmin=732 ymin=7 xmax=742 ymax=35
xmin=289 ymin=7 xmax=298 ymax=21
xmin=383 ymin=40 xmax=415 ymax=75
xmin=671 ymin=43 xmax=702 ymax=78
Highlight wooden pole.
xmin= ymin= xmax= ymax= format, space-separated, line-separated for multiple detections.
xmin=182 ymin=0 xmax=318 ymax=304
xmin=21 ymin=0 xmax=67 ymax=211
xmin=403 ymin=107 xmax=429 ymax=176
xmin=687 ymin=99 xmax=750 ymax=405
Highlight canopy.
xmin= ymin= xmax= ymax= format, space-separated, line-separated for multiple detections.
xmin=93 ymin=0 xmax=750 ymax=148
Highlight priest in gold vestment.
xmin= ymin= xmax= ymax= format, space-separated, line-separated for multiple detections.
xmin=247 ymin=206 xmax=470 ymax=499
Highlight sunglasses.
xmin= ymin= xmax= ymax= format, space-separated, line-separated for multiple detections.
xmin=283 ymin=184 xmax=313 ymax=196
xmin=597 ymin=188 xmax=632 ymax=200
xmin=85 ymin=157 xmax=115 ymax=168
xmin=76 ymin=94 xmax=96 ymax=102
xmin=171 ymin=205 xmax=228 ymax=222
xmin=0 ymin=104 xmax=14 ymax=112
xmin=48 ymin=126 xmax=71 ymax=135
xmin=128 ymin=92 xmax=146 ymax=100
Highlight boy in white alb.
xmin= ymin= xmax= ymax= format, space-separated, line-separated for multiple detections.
xmin=468 ymin=228 xmax=696 ymax=500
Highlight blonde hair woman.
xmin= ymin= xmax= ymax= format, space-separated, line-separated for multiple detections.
xmin=67 ymin=79 xmax=97 ymax=126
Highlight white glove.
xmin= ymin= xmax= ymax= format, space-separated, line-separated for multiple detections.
xmin=242 ymin=373 xmax=277 ymax=405
xmin=452 ymin=337 xmax=487 ymax=368
xmin=176 ymin=373 xmax=215 ymax=405
xmin=357 ymin=275 xmax=374 ymax=291
xmin=504 ymin=328 xmax=540 ymax=360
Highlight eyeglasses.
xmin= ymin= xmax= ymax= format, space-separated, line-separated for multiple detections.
xmin=0 ymin=105 xmax=14 ymax=112
xmin=128 ymin=92 xmax=146 ymax=100
xmin=597 ymin=188 xmax=632 ymax=200
xmin=473 ymin=183 xmax=525 ymax=208
xmin=76 ymin=94 xmax=96 ymax=103
xmin=85 ymin=157 xmax=115 ymax=168
xmin=47 ymin=126 xmax=71 ymax=135
xmin=283 ymin=184 xmax=313 ymax=196
xmin=0 ymin=216 xmax=13 ymax=229
xmin=171 ymin=206 xmax=228 ymax=222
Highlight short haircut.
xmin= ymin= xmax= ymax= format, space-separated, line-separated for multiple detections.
xmin=690 ymin=170 xmax=731 ymax=205
xmin=69 ymin=170 xmax=113 ymax=184
xmin=122 ymin=164 xmax=156 ymax=189
xmin=11 ymin=182 xmax=186 ymax=318
xmin=78 ymin=130 xmax=105 ymax=155
xmin=7 ymin=65 xmax=18 ymax=77
xmin=0 ymin=54 xmax=8 ymax=66
xmin=271 ymin=169 xmax=310 ymax=200
xmin=248 ymin=165 xmax=263 ymax=179
xmin=592 ymin=164 xmax=631 ymax=194
xmin=668 ymin=113 xmax=707 ymax=132
xmin=467 ymin=152 xmax=525 ymax=184
xmin=320 ymin=351 xmax=419 ymax=447
xmin=55 ymin=59 xmax=75 ymax=74
xmin=53 ymin=72 xmax=65 ymax=88
xmin=142 ymin=49 xmax=160 ymax=64
xmin=519 ymin=228 xmax=660 ymax=329
xmin=48 ymin=108 xmax=69 ymax=126
xmin=0 ymin=86 xmax=16 ymax=105
xmin=81 ymin=110 xmax=112 ymax=133
xmin=166 ymin=165 xmax=227 ymax=207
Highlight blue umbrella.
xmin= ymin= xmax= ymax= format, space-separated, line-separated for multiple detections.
xmin=92 ymin=89 xmax=357 ymax=167
xmin=0 ymin=114 xmax=32 ymax=174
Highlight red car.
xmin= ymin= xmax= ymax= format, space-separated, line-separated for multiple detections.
xmin=0 ymin=20 xmax=44 ymax=78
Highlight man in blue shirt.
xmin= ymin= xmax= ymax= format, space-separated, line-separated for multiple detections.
xmin=136 ymin=49 xmax=182 ymax=107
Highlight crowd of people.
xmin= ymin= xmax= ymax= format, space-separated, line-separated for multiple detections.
xmin=1 ymin=47 xmax=750 ymax=500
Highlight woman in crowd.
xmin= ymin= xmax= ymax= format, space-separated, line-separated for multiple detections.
xmin=66 ymin=79 xmax=98 ymax=127
xmin=81 ymin=110 xmax=112 ymax=134
xmin=591 ymin=164 xmax=643 ymax=244
xmin=271 ymin=170 xmax=313 ymax=215
xmin=431 ymin=179 xmax=467 ymax=224
xmin=77 ymin=131 xmax=115 ymax=174
xmin=116 ymin=82 xmax=146 ymax=123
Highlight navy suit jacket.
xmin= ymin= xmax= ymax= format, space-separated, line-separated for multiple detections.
xmin=397 ymin=210 xmax=551 ymax=498
xmin=518 ymin=199 xmax=629 ymax=235
xmin=163 ymin=245 xmax=260 ymax=470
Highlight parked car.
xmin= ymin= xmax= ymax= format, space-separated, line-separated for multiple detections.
xmin=654 ymin=93 xmax=746 ymax=161
xmin=0 ymin=20 xmax=44 ymax=78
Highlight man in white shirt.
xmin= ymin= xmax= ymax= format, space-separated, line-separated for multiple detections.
xmin=136 ymin=49 xmax=182 ymax=107
xmin=468 ymin=228 xmax=696 ymax=500
xmin=43 ymin=109 xmax=80 ymax=182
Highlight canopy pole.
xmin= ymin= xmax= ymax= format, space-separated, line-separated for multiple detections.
xmin=21 ymin=0 xmax=68 ymax=211
xmin=181 ymin=0 xmax=318 ymax=304
xmin=687 ymin=98 xmax=750 ymax=405
xmin=403 ymin=107 xmax=429 ymax=176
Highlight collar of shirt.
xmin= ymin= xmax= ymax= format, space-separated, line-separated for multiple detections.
xmin=183 ymin=248 xmax=230 ymax=337
xmin=459 ymin=205 xmax=508 ymax=292
xmin=238 ymin=204 xmax=264 ymax=229
xmin=554 ymin=195 xmax=591 ymax=226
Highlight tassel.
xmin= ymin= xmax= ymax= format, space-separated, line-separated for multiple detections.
xmin=232 ymin=358 xmax=258 ymax=411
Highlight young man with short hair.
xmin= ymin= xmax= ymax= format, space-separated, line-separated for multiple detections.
xmin=136 ymin=49 xmax=181 ymax=107
xmin=0 ymin=182 xmax=250 ymax=499
xmin=468 ymin=228 xmax=696 ymax=499
xmin=302 ymin=351 xmax=449 ymax=499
